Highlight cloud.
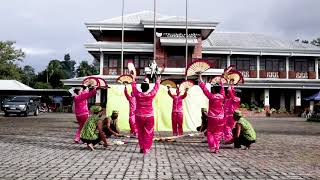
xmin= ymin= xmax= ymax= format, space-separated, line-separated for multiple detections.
xmin=21 ymin=47 xmax=55 ymax=56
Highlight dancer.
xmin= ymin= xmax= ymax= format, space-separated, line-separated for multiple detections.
xmin=223 ymin=81 xmax=241 ymax=143
xmin=73 ymin=85 xmax=97 ymax=143
xmin=102 ymin=110 xmax=121 ymax=138
xmin=167 ymin=86 xmax=188 ymax=136
xmin=80 ymin=106 xmax=109 ymax=151
xmin=198 ymin=73 xmax=225 ymax=153
xmin=124 ymin=84 xmax=137 ymax=137
xmin=131 ymin=76 xmax=161 ymax=154
xmin=232 ymin=110 xmax=256 ymax=149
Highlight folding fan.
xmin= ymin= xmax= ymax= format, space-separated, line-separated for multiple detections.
xmin=161 ymin=79 xmax=177 ymax=88
xmin=179 ymin=80 xmax=194 ymax=91
xmin=210 ymin=75 xmax=227 ymax=84
xmin=117 ymin=75 xmax=133 ymax=84
xmin=186 ymin=60 xmax=211 ymax=77
xmin=224 ymin=65 xmax=234 ymax=74
xmin=128 ymin=60 xmax=136 ymax=77
xmin=96 ymin=78 xmax=106 ymax=87
xmin=224 ymin=70 xmax=244 ymax=85
xmin=82 ymin=77 xmax=100 ymax=87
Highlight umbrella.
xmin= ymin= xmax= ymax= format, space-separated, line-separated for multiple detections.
xmin=304 ymin=91 xmax=320 ymax=101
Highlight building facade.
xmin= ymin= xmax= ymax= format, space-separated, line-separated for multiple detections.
xmin=63 ymin=11 xmax=320 ymax=113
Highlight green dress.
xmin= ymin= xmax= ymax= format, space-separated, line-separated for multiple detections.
xmin=237 ymin=117 xmax=256 ymax=141
xmin=80 ymin=114 xmax=99 ymax=140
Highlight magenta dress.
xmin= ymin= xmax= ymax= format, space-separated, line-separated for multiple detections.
xmin=124 ymin=86 xmax=137 ymax=135
xmin=199 ymin=81 xmax=225 ymax=152
xmin=131 ymin=80 xmax=160 ymax=154
xmin=168 ymin=90 xmax=187 ymax=136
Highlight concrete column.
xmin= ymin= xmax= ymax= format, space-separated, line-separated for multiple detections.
xmin=280 ymin=91 xmax=285 ymax=108
xmin=95 ymin=89 xmax=101 ymax=104
xmin=257 ymin=56 xmax=260 ymax=78
xmin=227 ymin=55 xmax=231 ymax=67
xmin=290 ymin=94 xmax=295 ymax=112
xmin=250 ymin=91 xmax=255 ymax=104
xmin=99 ymin=52 xmax=104 ymax=75
xmin=310 ymin=101 xmax=314 ymax=112
xmin=264 ymin=89 xmax=270 ymax=107
xmin=315 ymin=58 xmax=319 ymax=79
xmin=295 ymin=90 xmax=301 ymax=106
xmin=286 ymin=57 xmax=289 ymax=79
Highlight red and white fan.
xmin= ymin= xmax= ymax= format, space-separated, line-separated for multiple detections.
xmin=161 ymin=79 xmax=177 ymax=88
xmin=224 ymin=70 xmax=244 ymax=85
xmin=82 ymin=77 xmax=108 ymax=88
xmin=210 ymin=75 xmax=227 ymax=84
xmin=117 ymin=75 xmax=133 ymax=84
xmin=186 ymin=60 xmax=211 ymax=77
xmin=179 ymin=80 xmax=194 ymax=91
xmin=128 ymin=60 xmax=136 ymax=77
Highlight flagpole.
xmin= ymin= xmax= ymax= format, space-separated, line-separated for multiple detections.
xmin=121 ymin=0 xmax=125 ymax=75
xmin=185 ymin=0 xmax=188 ymax=80
xmin=153 ymin=0 xmax=156 ymax=62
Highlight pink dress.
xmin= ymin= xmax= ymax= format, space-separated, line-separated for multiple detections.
xmin=168 ymin=90 xmax=187 ymax=136
xmin=131 ymin=80 xmax=160 ymax=154
xmin=223 ymin=85 xmax=241 ymax=142
xmin=199 ymin=81 xmax=225 ymax=152
xmin=73 ymin=89 xmax=97 ymax=142
xmin=124 ymin=86 xmax=137 ymax=135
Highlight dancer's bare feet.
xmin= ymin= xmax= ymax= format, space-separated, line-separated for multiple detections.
xmin=87 ymin=143 xmax=95 ymax=151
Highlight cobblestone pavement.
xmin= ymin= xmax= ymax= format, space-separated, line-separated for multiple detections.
xmin=0 ymin=113 xmax=319 ymax=179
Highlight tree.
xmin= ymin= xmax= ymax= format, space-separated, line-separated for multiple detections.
xmin=0 ymin=41 xmax=25 ymax=80
xmin=33 ymin=82 xmax=52 ymax=89
xmin=21 ymin=65 xmax=36 ymax=87
xmin=76 ymin=61 xmax=99 ymax=77
xmin=46 ymin=60 xmax=67 ymax=88
xmin=311 ymin=38 xmax=320 ymax=47
xmin=61 ymin=53 xmax=76 ymax=78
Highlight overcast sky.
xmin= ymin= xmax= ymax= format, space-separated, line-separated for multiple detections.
xmin=0 ymin=0 xmax=319 ymax=72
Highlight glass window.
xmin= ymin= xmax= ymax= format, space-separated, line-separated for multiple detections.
xmin=279 ymin=60 xmax=285 ymax=71
xmin=250 ymin=59 xmax=256 ymax=70
xmin=260 ymin=59 xmax=266 ymax=70
xmin=308 ymin=60 xmax=315 ymax=71
xmin=289 ymin=60 xmax=294 ymax=71
xmin=108 ymin=56 xmax=118 ymax=68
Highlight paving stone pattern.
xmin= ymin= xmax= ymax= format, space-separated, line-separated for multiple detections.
xmin=0 ymin=113 xmax=319 ymax=179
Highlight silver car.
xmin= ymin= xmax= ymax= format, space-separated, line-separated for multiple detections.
xmin=2 ymin=96 xmax=40 ymax=117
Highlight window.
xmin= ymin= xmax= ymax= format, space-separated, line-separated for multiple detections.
xmin=261 ymin=57 xmax=286 ymax=71
xmin=250 ymin=59 xmax=256 ymax=70
xmin=308 ymin=60 xmax=315 ymax=71
xmin=203 ymin=55 xmax=227 ymax=69
xmin=108 ymin=56 xmax=118 ymax=68
xmin=230 ymin=56 xmax=255 ymax=71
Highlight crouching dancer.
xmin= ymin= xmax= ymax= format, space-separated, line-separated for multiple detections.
xmin=232 ymin=110 xmax=256 ymax=149
xmin=80 ymin=106 xmax=110 ymax=151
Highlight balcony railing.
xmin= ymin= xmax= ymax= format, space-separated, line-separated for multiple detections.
xmin=266 ymin=72 xmax=279 ymax=78
xmin=295 ymin=72 xmax=308 ymax=79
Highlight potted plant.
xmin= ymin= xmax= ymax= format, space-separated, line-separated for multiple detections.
xmin=308 ymin=71 xmax=316 ymax=79
xmin=259 ymin=70 xmax=267 ymax=78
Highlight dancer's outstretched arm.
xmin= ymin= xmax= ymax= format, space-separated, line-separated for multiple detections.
xmin=181 ymin=88 xmax=188 ymax=99
xmin=124 ymin=84 xmax=131 ymax=100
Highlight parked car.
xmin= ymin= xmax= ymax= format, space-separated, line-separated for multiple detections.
xmin=2 ymin=96 xmax=40 ymax=117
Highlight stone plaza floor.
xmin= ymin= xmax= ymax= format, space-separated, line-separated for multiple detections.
xmin=0 ymin=113 xmax=319 ymax=180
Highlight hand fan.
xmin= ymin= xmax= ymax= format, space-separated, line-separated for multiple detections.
xmin=117 ymin=75 xmax=133 ymax=84
xmin=96 ymin=78 xmax=108 ymax=88
xmin=186 ymin=60 xmax=211 ymax=77
xmin=210 ymin=75 xmax=227 ymax=84
xmin=128 ymin=60 xmax=136 ymax=77
xmin=82 ymin=77 xmax=100 ymax=87
xmin=179 ymin=80 xmax=194 ymax=91
xmin=161 ymin=79 xmax=177 ymax=88
xmin=224 ymin=70 xmax=244 ymax=85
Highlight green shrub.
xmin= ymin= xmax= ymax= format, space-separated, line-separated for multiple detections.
xmin=270 ymin=108 xmax=277 ymax=114
xmin=240 ymin=103 xmax=246 ymax=108
xmin=306 ymin=117 xmax=320 ymax=122
xmin=278 ymin=107 xmax=287 ymax=113
xmin=256 ymin=108 xmax=264 ymax=113
xmin=55 ymin=107 xmax=64 ymax=113
xmin=244 ymin=103 xmax=250 ymax=109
